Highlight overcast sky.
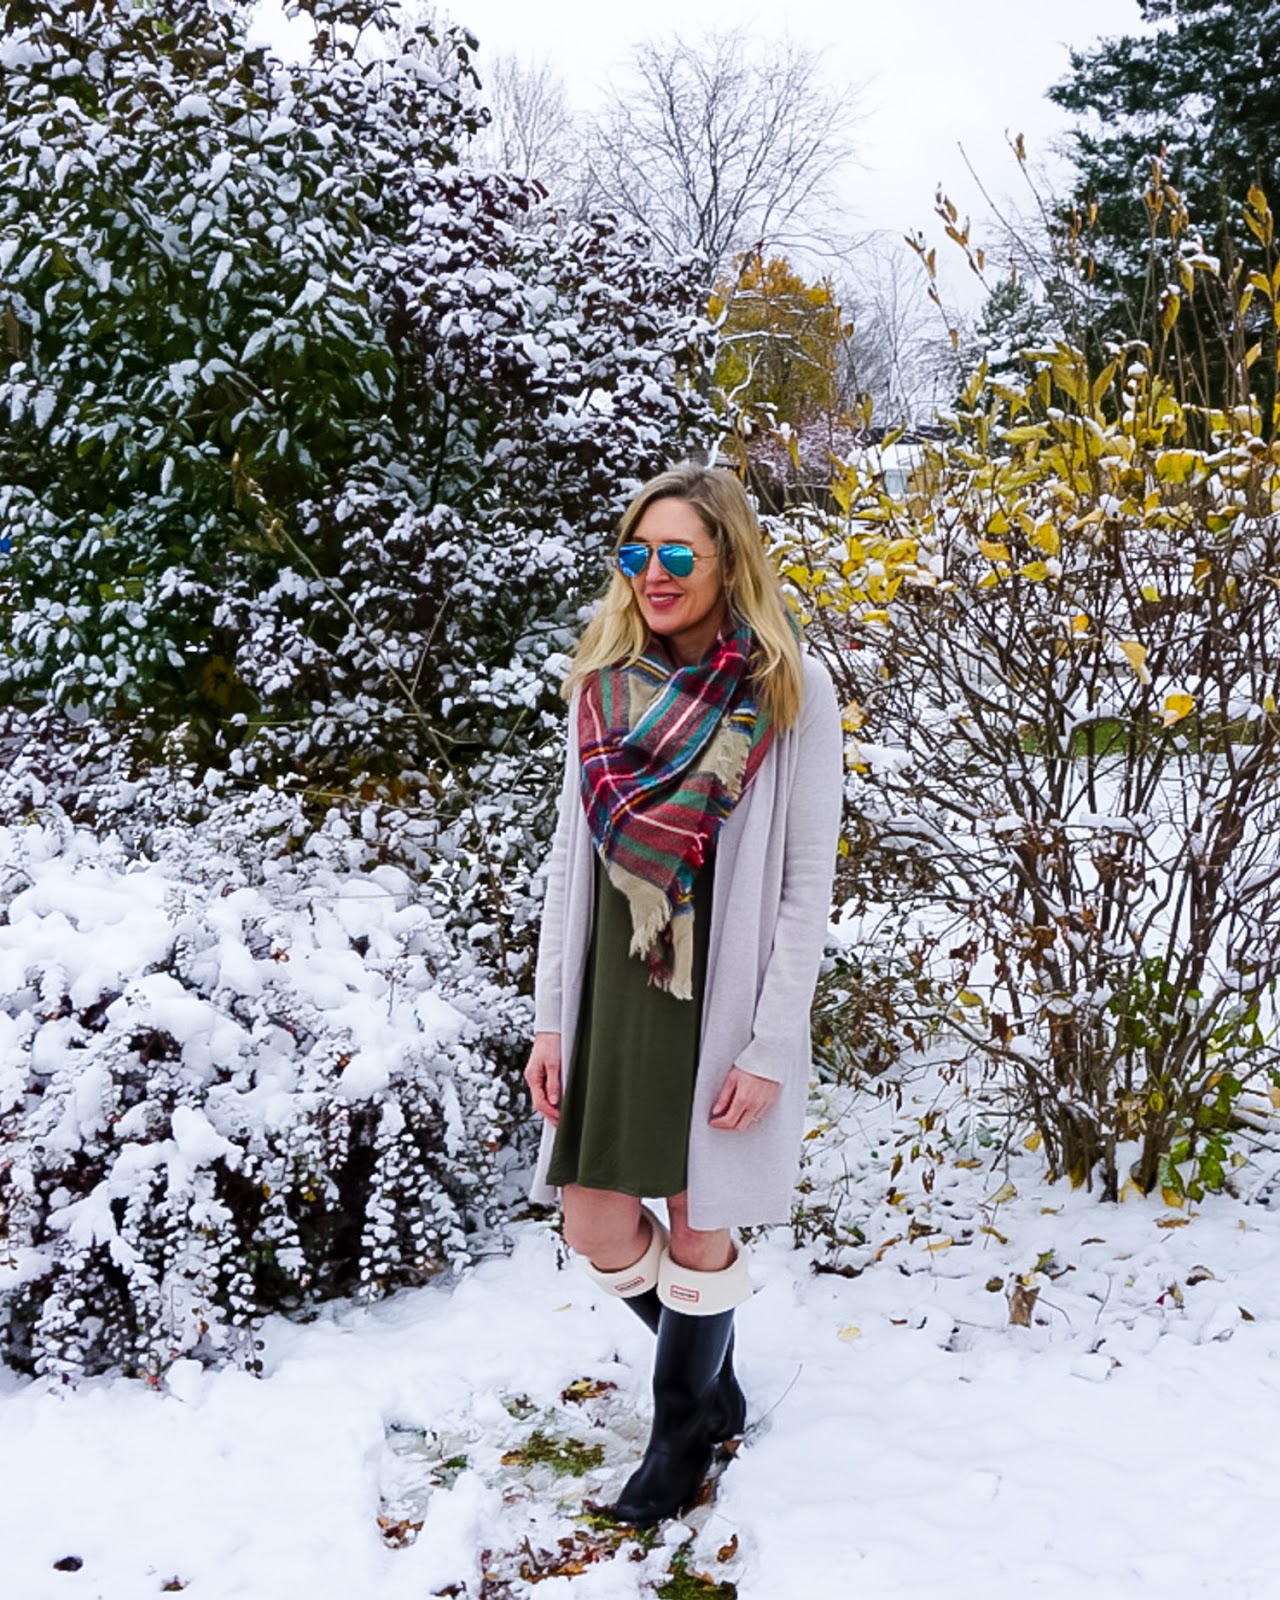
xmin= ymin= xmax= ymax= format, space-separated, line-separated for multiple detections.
xmin=253 ymin=0 xmax=1153 ymax=309
xmin=443 ymin=1 xmax=1152 ymax=299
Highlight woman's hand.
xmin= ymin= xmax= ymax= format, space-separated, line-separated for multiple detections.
xmin=524 ymin=1032 xmax=563 ymax=1125
xmin=709 ymin=1066 xmax=779 ymax=1132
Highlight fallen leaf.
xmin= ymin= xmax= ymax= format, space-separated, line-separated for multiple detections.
xmin=985 ymin=1276 xmax=1005 ymax=1292
xmin=377 ymin=1514 xmax=424 ymax=1550
xmin=561 ymin=1378 xmax=616 ymax=1405
xmin=717 ymin=1535 xmax=740 ymax=1563
xmin=1241 ymin=1306 xmax=1256 ymax=1321
xmin=838 ymin=1324 xmax=862 ymax=1342
xmin=1023 ymin=1130 xmax=1043 ymax=1152
xmin=980 ymin=1225 xmax=1008 ymax=1245
xmin=1039 ymin=1206 xmax=1062 ymax=1215
xmin=924 ymin=1236 xmax=954 ymax=1253
xmin=1081 ymin=1237 xmax=1105 ymax=1246
xmin=1156 ymin=1215 xmax=1190 ymax=1229
xmin=954 ymin=1157 xmax=983 ymax=1169
xmin=986 ymin=1180 xmax=1017 ymax=1205
xmin=874 ymin=1234 xmax=903 ymax=1261
xmin=1186 ymin=1266 xmax=1216 ymax=1286
xmin=1009 ymin=1282 xmax=1040 ymax=1327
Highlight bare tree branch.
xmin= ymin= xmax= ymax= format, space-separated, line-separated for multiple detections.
xmin=588 ymin=29 xmax=862 ymax=277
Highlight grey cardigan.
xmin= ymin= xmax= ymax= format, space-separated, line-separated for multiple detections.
xmin=530 ymin=652 xmax=845 ymax=1230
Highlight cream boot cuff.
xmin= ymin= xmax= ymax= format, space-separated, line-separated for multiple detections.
xmin=583 ymin=1206 xmax=669 ymax=1299
xmin=657 ymin=1242 xmax=753 ymax=1316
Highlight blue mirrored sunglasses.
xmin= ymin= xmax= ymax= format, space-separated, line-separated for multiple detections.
xmin=616 ymin=542 xmax=711 ymax=579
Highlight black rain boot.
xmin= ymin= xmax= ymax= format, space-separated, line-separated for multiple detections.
xmin=612 ymin=1303 xmax=737 ymax=1527
xmin=621 ymin=1288 xmax=746 ymax=1442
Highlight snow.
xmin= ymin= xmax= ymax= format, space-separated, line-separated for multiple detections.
xmin=4 ymin=1039 xmax=1280 ymax=1596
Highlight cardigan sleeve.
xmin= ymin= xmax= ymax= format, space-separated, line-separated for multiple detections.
xmin=733 ymin=656 xmax=844 ymax=1084
xmin=532 ymin=700 xmax=580 ymax=1034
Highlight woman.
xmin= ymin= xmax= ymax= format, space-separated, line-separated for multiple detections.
xmin=524 ymin=463 xmax=843 ymax=1525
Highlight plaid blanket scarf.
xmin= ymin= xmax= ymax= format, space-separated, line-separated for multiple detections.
xmin=578 ymin=619 xmax=773 ymax=999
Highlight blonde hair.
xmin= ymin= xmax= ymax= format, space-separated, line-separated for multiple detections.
xmin=563 ymin=464 xmax=804 ymax=730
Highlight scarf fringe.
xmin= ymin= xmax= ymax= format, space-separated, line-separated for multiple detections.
xmin=612 ymin=865 xmax=696 ymax=1000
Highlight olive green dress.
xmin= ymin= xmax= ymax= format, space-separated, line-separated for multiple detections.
xmin=547 ymin=850 xmax=715 ymax=1198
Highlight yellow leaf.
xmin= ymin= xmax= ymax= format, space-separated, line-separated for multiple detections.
xmin=1019 ymin=560 xmax=1050 ymax=582
xmin=1156 ymin=449 xmax=1205 ymax=484
xmin=1031 ymin=524 xmax=1060 ymax=556
xmin=986 ymin=1180 xmax=1017 ymax=1205
xmin=1192 ymin=558 xmax=1212 ymax=587
xmin=977 ymin=539 xmax=1010 ymax=563
xmin=1161 ymin=1187 xmax=1185 ymax=1209
xmin=1071 ymin=613 xmax=1090 ymax=633
xmin=1162 ymin=693 xmax=1194 ymax=726
xmin=842 ymin=700 xmax=866 ymax=731
xmin=1024 ymin=1130 xmax=1043 ymax=1152
xmin=838 ymin=1324 xmax=862 ymax=1342
xmin=1157 ymin=1215 xmax=1191 ymax=1229
xmin=860 ymin=609 xmax=890 ymax=626
xmin=1119 ymin=639 xmax=1150 ymax=683
xmin=1091 ymin=359 xmax=1118 ymax=411
xmin=981 ymin=1225 xmax=1008 ymax=1245
xmin=925 ymin=1237 xmax=954 ymax=1253
xmin=954 ymin=1157 xmax=983 ymax=1169
xmin=957 ymin=989 xmax=983 ymax=1007
xmin=1140 ymin=583 xmax=1160 ymax=602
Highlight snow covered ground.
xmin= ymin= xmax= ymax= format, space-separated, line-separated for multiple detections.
xmin=5 ymin=1057 xmax=1280 ymax=1600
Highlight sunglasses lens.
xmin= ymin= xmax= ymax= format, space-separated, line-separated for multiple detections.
xmin=658 ymin=545 xmax=695 ymax=578
xmin=617 ymin=543 xmax=649 ymax=576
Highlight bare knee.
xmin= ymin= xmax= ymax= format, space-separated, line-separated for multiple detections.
xmin=666 ymin=1193 xmax=734 ymax=1272
xmin=561 ymin=1185 xmax=647 ymax=1269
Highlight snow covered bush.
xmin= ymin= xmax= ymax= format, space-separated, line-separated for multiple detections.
xmin=220 ymin=186 xmax=717 ymax=789
xmin=0 ymin=0 xmax=482 ymax=730
xmin=787 ymin=185 xmax=1280 ymax=1199
xmin=0 ymin=0 xmax=716 ymax=780
xmin=0 ymin=766 xmax=529 ymax=1382
xmin=0 ymin=0 xmax=721 ymax=1380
